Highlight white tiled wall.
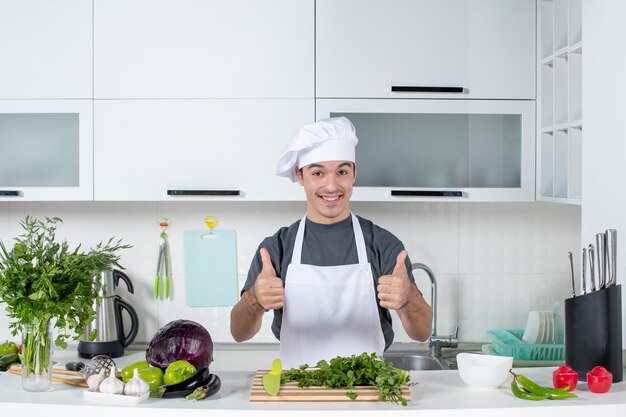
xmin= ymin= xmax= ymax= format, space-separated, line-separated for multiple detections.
xmin=0 ymin=201 xmax=580 ymax=346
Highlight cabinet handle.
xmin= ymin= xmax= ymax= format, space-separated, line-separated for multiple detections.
xmin=391 ymin=86 xmax=464 ymax=93
xmin=167 ymin=189 xmax=241 ymax=196
xmin=0 ymin=190 xmax=21 ymax=197
xmin=391 ymin=190 xmax=463 ymax=197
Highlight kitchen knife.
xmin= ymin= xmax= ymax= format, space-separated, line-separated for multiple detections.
xmin=588 ymin=244 xmax=596 ymax=292
xmin=582 ymin=247 xmax=587 ymax=294
xmin=606 ymin=229 xmax=617 ymax=287
xmin=568 ymin=251 xmax=576 ymax=298
xmin=596 ymin=233 xmax=607 ymax=289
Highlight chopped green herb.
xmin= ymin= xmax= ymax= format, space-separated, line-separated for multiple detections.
xmin=281 ymin=352 xmax=410 ymax=406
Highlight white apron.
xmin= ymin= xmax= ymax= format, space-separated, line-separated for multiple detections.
xmin=279 ymin=213 xmax=385 ymax=369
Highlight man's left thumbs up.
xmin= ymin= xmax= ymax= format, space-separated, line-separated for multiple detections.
xmin=377 ymin=250 xmax=414 ymax=310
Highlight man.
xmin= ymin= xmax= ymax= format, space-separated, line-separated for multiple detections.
xmin=230 ymin=117 xmax=432 ymax=368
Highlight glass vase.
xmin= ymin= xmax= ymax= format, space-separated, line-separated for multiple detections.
xmin=21 ymin=319 xmax=53 ymax=392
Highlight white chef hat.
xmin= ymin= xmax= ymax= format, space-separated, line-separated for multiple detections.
xmin=276 ymin=116 xmax=358 ymax=182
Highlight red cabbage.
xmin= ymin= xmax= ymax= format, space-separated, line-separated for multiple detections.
xmin=145 ymin=319 xmax=213 ymax=370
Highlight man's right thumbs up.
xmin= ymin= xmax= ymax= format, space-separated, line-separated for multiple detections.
xmin=253 ymin=247 xmax=285 ymax=310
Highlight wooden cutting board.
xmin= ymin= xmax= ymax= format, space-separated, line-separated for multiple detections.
xmin=9 ymin=364 xmax=88 ymax=388
xmin=249 ymin=370 xmax=412 ymax=402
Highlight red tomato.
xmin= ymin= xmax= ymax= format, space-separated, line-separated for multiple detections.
xmin=553 ymin=365 xmax=578 ymax=391
xmin=587 ymin=366 xmax=612 ymax=393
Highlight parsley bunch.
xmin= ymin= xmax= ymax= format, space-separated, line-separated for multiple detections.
xmin=0 ymin=216 xmax=131 ymax=348
xmin=281 ymin=352 xmax=410 ymax=406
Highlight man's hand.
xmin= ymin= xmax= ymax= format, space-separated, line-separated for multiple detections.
xmin=377 ymin=250 xmax=415 ymax=311
xmin=253 ymin=247 xmax=285 ymax=310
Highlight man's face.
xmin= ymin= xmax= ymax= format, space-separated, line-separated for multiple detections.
xmin=296 ymin=160 xmax=356 ymax=224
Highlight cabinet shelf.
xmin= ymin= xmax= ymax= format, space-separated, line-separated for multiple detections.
xmin=537 ymin=0 xmax=582 ymax=205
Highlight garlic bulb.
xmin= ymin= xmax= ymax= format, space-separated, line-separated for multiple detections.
xmin=87 ymin=368 xmax=106 ymax=392
xmin=124 ymin=368 xmax=150 ymax=397
xmin=98 ymin=366 xmax=125 ymax=395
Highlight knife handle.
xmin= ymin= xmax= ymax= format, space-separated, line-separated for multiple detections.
xmin=606 ymin=229 xmax=617 ymax=287
xmin=582 ymin=248 xmax=587 ymax=294
xmin=596 ymin=233 xmax=607 ymax=289
xmin=588 ymin=244 xmax=596 ymax=292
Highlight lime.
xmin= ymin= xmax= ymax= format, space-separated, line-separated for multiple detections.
xmin=262 ymin=372 xmax=281 ymax=396
xmin=270 ymin=358 xmax=282 ymax=375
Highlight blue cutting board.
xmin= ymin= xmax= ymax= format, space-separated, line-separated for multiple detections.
xmin=183 ymin=229 xmax=238 ymax=307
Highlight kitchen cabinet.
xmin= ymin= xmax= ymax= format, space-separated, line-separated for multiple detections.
xmin=316 ymin=0 xmax=536 ymax=100
xmin=317 ymin=99 xmax=535 ymax=202
xmin=94 ymin=0 xmax=314 ymax=99
xmin=94 ymin=99 xmax=313 ymax=201
xmin=537 ymin=0 xmax=582 ymax=204
xmin=0 ymin=0 xmax=92 ymax=99
xmin=0 ymin=100 xmax=94 ymax=201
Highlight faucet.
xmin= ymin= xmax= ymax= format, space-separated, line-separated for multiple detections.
xmin=412 ymin=263 xmax=459 ymax=357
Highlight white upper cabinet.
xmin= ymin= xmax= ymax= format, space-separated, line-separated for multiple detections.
xmin=94 ymin=99 xmax=313 ymax=201
xmin=0 ymin=0 xmax=92 ymax=99
xmin=94 ymin=0 xmax=314 ymax=99
xmin=316 ymin=0 xmax=536 ymax=100
xmin=0 ymin=100 xmax=93 ymax=201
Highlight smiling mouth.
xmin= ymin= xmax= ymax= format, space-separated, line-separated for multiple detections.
xmin=320 ymin=195 xmax=341 ymax=203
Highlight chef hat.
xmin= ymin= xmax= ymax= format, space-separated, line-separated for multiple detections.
xmin=276 ymin=116 xmax=358 ymax=181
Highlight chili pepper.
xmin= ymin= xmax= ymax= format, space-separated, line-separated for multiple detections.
xmin=587 ymin=366 xmax=612 ymax=393
xmin=509 ymin=371 xmax=577 ymax=401
xmin=553 ymin=365 xmax=578 ymax=391
xmin=511 ymin=379 xmax=547 ymax=400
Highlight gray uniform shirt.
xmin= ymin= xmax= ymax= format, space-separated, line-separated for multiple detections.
xmin=242 ymin=214 xmax=417 ymax=350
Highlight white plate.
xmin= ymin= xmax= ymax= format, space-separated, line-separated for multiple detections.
xmin=552 ymin=301 xmax=565 ymax=344
xmin=83 ymin=390 xmax=149 ymax=404
xmin=546 ymin=311 xmax=555 ymax=343
xmin=522 ymin=311 xmax=542 ymax=344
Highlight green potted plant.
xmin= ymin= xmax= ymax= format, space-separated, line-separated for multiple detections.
xmin=0 ymin=216 xmax=130 ymax=391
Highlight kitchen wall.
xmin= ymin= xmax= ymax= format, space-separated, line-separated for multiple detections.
xmin=0 ymin=200 xmax=580 ymax=346
xmin=582 ymin=0 xmax=626 ymax=346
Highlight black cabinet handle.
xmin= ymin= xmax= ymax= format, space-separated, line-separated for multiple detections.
xmin=0 ymin=190 xmax=21 ymax=197
xmin=391 ymin=86 xmax=464 ymax=93
xmin=167 ymin=189 xmax=241 ymax=196
xmin=391 ymin=190 xmax=463 ymax=197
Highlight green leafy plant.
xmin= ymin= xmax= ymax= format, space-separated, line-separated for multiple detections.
xmin=281 ymin=352 xmax=410 ymax=406
xmin=0 ymin=215 xmax=131 ymax=348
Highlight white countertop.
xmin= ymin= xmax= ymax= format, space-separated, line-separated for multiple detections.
xmin=1 ymin=350 xmax=625 ymax=417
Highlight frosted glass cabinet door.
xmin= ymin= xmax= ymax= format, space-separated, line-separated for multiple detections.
xmin=94 ymin=99 xmax=313 ymax=201
xmin=0 ymin=100 xmax=94 ymax=201
xmin=317 ymin=0 xmax=535 ymax=100
xmin=316 ymin=99 xmax=535 ymax=202
xmin=0 ymin=0 xmax=92 ymax=99
xmin=94 ymin=0 xmax=314 ymax=99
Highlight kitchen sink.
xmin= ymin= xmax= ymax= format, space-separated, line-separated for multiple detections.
xmin=383 ymin=353 xmax=451 ymax=371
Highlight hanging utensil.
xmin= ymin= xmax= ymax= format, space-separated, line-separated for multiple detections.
xmin=154 ymin=218 xmax=171 ymax=300
xmin=588 ymin=244 xmax=596 ymax=292
xmin=568 ymin=251 xmax=576 ymax=298
xmin=596 ymin=233 xmax=607 ymax=289
xmin=606 ymin=229 xmax=617 ymax=287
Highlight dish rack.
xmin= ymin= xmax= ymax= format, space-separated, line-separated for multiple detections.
xmin=486 ymin=329 xmax=565 ymax=361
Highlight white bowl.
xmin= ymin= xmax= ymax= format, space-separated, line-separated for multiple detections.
xmin=457 ymin=353 xmax=513 ymax=389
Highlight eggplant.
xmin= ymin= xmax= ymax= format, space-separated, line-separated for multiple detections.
xmin=152 ymin=366 xmax=211 ymax=398
xmin=185 ymin=374 xmax=221 ymax=401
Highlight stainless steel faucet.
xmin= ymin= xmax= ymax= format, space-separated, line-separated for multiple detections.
xmin=412 ymin=263 xmax=459 ymax=357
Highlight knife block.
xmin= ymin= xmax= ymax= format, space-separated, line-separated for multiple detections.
xmin=564 ymin=285 xmax=622 ymax=382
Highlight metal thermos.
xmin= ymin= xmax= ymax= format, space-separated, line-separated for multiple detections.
xmin=78 ymin=270 xmax=139 ymax=358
